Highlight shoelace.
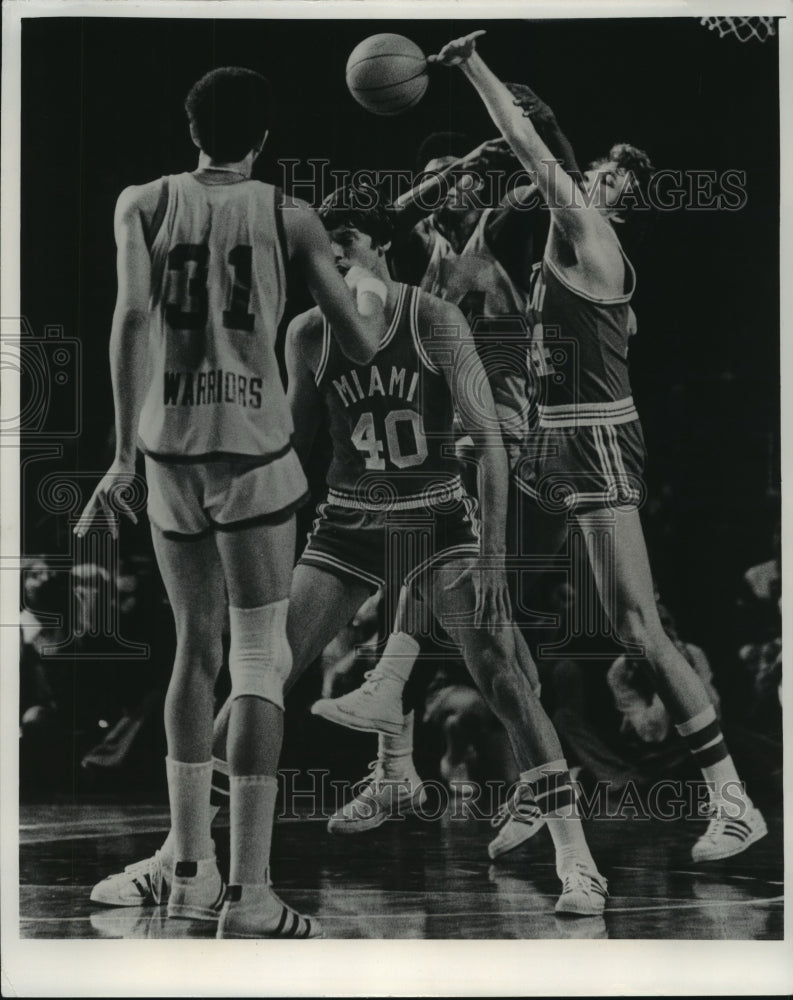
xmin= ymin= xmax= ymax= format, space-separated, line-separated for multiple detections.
xmin=359 ymin=670 xmax=386 ymax=695
xmin=490 ymin=791 xmax=542 ymax=829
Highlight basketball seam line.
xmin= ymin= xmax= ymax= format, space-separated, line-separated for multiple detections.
xmin=348 ymin=53 xmax=426 ymax=68
xmin=349 ymin=68 xmax=428 ymax=94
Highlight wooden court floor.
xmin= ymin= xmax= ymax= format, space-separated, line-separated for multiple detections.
xmin=19 ymin=799 xmax=783 ymax=940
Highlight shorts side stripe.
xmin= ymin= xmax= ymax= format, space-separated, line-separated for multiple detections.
xmin=402 ymin=542 xmax=480 ymax=588
xmin=298 ymin=550 xmax=384 ymax=589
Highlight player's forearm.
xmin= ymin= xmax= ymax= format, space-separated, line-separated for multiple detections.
xmin=472 ymin=436 xmax=509 ymax=556
xmin=535 ymin=114 xmax=581 ymax=178
xmin=109 ymin=309 xmax=149 ymax=465
xmin=460 ymin=54 xmax=550 ymax=172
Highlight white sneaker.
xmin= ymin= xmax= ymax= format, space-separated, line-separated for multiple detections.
xmin=327 ymin=760 xmax=427 ymax=834
xmin=488 ymin=787 xmax=546 ymax=860
xmin=217 ymin=883 xmax=323 ymax=939
xmin=90 ymin=850 xmax=171 ymax=907
xmin=311 ymin=671 xmax=406 ymax=736
xmin=167 ymin=857 xmax=225 ymax=922
xmin=555 ymin=863 xmax=608 ymax=917
xmin=691 ymin=804 xmax=768 ymax=862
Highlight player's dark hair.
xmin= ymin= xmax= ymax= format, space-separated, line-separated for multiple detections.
xmin=318 ymin=184 xmax=394 ymax=248
xmin=591 ymin=142 xmax=655 ymax=217
xmin=415 ymin=131 xmax=471 ymax=173
xmin=185 ymin=67 xmax=273 ymax=162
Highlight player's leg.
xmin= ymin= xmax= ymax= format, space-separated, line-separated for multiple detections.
xmin=577 ymin=506 xmax=766 ymax=860
xmin=214 ymin=516 xmax=325 ymax=938
xmin=151 ymin=526 xmax=227 ymax=920
xmin=210 ymin=562 xmax=373 ymax=781
xmin=429 ymin=557 xmax=607 ymax=915
xmin=311 ymin=580 xmax=422 ymax=735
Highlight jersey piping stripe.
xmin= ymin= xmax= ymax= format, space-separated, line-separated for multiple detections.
xmin=299 ymin=550 xmax=384 ymax=589
xmin=318 ymin=285 xmax=405 ymax=384
xmin=543 ymin=244 xmax=636 ymax=305
xmin=378 ymin=283 xmax=406 ymax=353
xmin=315 ymin=317 xmax=332 ymax=385
xmin=144 ymin=177 xmax=170 ymax=250
xmin=327 ymin=477 xmax=464 ymax=511
xmin=410 ymin=286 xmax=440 ymax=373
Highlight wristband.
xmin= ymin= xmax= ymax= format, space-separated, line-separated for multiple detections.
xmin=356 ymin=276 xmax=388 ymax=307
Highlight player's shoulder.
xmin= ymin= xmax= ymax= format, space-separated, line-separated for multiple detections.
xmin=115 ymin=179 xmax=164 ymax=221
xmin=413 ymin=286 xmax=466 ymax=329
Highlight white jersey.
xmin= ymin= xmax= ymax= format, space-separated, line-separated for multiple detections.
xmin=139 ymin=172 xmax=294 ymax=462
xmin=417 ymin=210 xmax=531 ymax=319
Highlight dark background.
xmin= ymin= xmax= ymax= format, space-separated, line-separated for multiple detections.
xmin=19 ymin=17 xmax=780 ymax=781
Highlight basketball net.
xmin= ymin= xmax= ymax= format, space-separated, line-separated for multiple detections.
xmin=700 ymin=16 xmax=776 ymax=43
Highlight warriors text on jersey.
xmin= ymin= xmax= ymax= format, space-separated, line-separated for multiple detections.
xmin=314 ymin=283 xmax=461 ymax=509
xmin=138 ymin=172 xmax=296 ymax=462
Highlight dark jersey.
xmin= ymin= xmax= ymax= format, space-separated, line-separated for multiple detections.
xmin=315 ymin=283 xmax=461 ymax=509
xmin=526 ymin=247 xmax=639 ymax=430
xmin=412 ymin=210 xmax=534 ymax=465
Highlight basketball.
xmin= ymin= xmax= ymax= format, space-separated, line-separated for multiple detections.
xmin=346 ymin=34 xmax=428 ymax=116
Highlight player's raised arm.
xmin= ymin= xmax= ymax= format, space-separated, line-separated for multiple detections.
xmin=429 ymin=32 xmax=591 ymax=241
xmin=282 ymin=200 xmax=386 ymax=365
xmin=284 ymin=310 xmax=324 ymax=468
xmin=422 ymin=295 xmax=511 ymax=629
xmin=75 ymin=185 xmax=152 ymax=537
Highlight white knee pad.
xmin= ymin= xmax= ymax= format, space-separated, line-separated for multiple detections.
xmin=228 ymin=599 xmax=291 ymax=710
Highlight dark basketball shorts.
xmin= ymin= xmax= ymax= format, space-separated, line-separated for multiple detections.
xmin=298 ymin=488 xmax=481 ymax=593
xmin=511 ymin=418 xmax=647 ymax=515
xmin=145 ymin=450 xmax=309 ymax=540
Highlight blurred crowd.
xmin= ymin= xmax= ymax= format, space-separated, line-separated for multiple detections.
xmin=19 ymin=493 xmax=781 ymax=805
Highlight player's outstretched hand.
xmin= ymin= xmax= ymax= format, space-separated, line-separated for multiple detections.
xmin=428 ymin=30 xmax=486 ymax=68
xmin=458 ymin=138 xmax=515 ymax=173
xmin=74 ymin=460 xmax=139 ymax=540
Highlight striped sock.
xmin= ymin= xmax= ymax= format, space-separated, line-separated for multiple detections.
xmin=379 ymin=711 xmax=415 ymax=780
xmin=521 ymin=759 xmax=597 ymax=876
xmin=675 ymin=706 xmax=751 ymax=814
xmin=210 ymin=756 xmax=230 ymax=807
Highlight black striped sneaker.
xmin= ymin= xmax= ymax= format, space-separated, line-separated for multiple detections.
xmin=691 ymin=805 xmax=768 ymax=862
xmin=217 ymin=884 xmax=323 ymax=939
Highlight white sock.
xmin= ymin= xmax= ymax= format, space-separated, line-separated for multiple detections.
xmin=521 ymin=760 xmax=597 ymax=877
xmin=372 ymin=632 xmax=420 ymax=685
xmin=165 ymin=757 xmax=214 ymax=862
xmin=675 ymin=706 xmax=752 ymax=812
xmin=229 ymin=774 xmax=278 ymax=886
xmin=379 ymin=710 xmax=415 ymax=779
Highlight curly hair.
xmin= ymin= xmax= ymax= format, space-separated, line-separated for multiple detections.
xmin=591 ymin=142 xmax=656 ymax=214
xmin=317 ymin=184 xmax=394 ymax=248
xmin=185 ymin=67 xmax=273 ymax=163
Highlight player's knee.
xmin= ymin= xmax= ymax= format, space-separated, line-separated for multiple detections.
xmin=173 ymin=631 xmax=223 ymax=680
xmin=228 ymin=599 xmax=292 ymax=710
